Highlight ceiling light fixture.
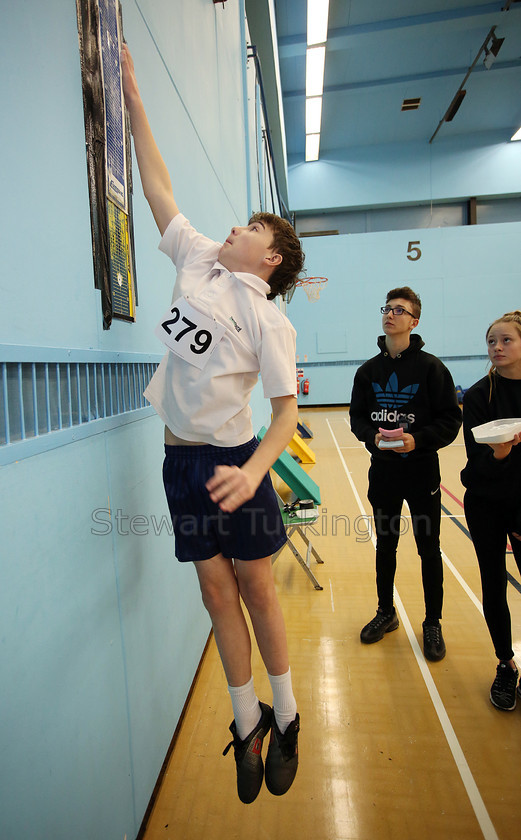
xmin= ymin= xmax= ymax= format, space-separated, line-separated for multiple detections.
xmin=306 ymin=45 xmax=326 ymax=97
xmin=307 ymin=0 xmax=330 ymax=46
xmin=306 ymin=134 xmax=320 ymax=162
xmin=306 ymin=96 xmax=323 ymax=134
xmin=305 ymin=2 xmax=330 ymax=162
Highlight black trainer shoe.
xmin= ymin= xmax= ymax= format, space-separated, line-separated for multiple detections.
xmin=223 ymin=702 xmax=272 ymax=804
xmin=490 ymin=662 xmax=518 ymax=711
xmin=265 ymin=713 xmax=300 ymax=796
xmin=360 ymin=608 xmax=399 ymax=644
xmin=422 ymin=621 xmax=446 ymax=662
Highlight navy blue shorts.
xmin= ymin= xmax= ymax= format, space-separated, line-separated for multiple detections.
xmin=162 ymin=437 xmax=287 ymax=562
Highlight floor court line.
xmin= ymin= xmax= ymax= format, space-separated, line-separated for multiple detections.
xmin=329 ymin=416 xmax=499 ymax=840
xmin=441 ymin=482 xmax=465 ymax=509
xmin=339 ymin=445 xmax=365 ymax=450
xmin=441 ymin=502 xmax=471 ymax=533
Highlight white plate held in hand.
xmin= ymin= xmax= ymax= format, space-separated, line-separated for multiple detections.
xmin=472 ymin=418 xmax=521 ymax=444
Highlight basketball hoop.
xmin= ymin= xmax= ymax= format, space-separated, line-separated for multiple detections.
xmin=295 ymin=277 xmax=328 ymax=302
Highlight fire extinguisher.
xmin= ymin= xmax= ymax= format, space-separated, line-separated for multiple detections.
xmin=296 ymin=378 xmax=300 ymax=395
xmin=302 ymin=378 xmax=309 ymax=395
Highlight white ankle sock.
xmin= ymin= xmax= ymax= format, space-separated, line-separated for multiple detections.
xmin=227 ymin=676 xmax=261 ymax=741
xmin=268 ymin=668 xmax=297 ymax=734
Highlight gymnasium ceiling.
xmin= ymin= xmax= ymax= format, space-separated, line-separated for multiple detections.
xmin=271 ymin=0 xmax=521 ymax=164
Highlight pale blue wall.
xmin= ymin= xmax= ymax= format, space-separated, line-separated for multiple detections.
xmin=288 ymin=129 xmax=521 ymax=406
xmin=0 ymin=1 xmax=269 ymax=839
xmin=290 ymin=222 xmax=521 ymax=406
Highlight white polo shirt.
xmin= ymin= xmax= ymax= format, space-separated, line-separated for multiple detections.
xmin=144 ymin=214 xmax=297 ymax=446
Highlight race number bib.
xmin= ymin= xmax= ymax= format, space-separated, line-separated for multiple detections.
xmin=155 ymin=296 xmax=226 ymax=370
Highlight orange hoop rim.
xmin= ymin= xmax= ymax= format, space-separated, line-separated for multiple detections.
xmin=295 ymin=276 xmax=328 ymax=287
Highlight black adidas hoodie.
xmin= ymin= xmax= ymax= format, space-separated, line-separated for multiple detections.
xmin=349 ymin=334 xmax=462 ymax=462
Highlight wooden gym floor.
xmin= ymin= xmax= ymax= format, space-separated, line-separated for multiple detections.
xmin=141 ymin=407 xmax=521 ymax=840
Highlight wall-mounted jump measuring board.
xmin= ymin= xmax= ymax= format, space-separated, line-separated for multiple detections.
xmin=76 ymin=0 xmax=137 ymax=329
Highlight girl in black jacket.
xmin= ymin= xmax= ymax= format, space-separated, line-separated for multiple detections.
xmin=461 ymin=311 xmax=521 ymax=711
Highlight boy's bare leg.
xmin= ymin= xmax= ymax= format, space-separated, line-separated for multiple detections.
xmin=195 ymin=554 xmax=296 ymax=732
xmin=234 ymin=556 xmax=290 ymax=676
xmin=194 ymin=554 xmax=253 ymax=686
xmin=195 ymin=555 xmax=298 ymax=800
xmin=193 ymin=553 xmax=290 ymax=680
xmin=195 ymin=554 xmax=276 ymax=802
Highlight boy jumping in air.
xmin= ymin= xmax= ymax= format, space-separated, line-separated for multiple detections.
xmin=121 ymin=44 xmax=303 ymax=804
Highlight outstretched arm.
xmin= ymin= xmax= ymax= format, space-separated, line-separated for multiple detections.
xmin=121 ymin=44 xmax=179 ymax=235
xmin=206 ymin=395 xmax=298 ymax=513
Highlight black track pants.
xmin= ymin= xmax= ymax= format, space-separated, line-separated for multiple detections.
xmin=367 ymin=456 xmax=443 ymax=622
xmin=464 ymin=490 xmax=521 ymax=661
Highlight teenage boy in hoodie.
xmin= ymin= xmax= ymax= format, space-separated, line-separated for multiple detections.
xmin=349 ymin=287 xmax=461 ymax=661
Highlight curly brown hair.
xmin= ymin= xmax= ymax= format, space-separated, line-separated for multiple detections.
xmin=385 ymin=286 xmax=421 ymax=319
xmin=249 ymin=212 xmax=305 ymax=300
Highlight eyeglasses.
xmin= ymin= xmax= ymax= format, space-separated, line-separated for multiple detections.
xmin=381 ymin=305 xmax=415 ymax=317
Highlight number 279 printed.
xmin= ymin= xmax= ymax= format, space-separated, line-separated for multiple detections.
xmin=161 ymin=307 xmax=212 ymax=355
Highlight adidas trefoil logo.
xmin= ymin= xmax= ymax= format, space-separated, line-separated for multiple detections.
xmin=370 ymin=372 xmax=418 ymax=424
xmin=372 ymin=372 xmax=418 ymax=408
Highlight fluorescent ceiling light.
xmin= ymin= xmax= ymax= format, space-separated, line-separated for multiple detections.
xmin=307 ymin=0 xmax=330 ymax=46
xmin=306 ymin=46 xmax=326 ymax=97
xmin=305 ymin=4 xmax=328 ymax=162
xmin=305 ymin=133 xmax=320 ymax=162
xmin=511 ymin=126 xmax=521 ymax=141
xmin=306 ymin=97 xmax=323 ymax=135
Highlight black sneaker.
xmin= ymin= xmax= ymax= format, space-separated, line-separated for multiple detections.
xmin=360 ymin=608 xmax=399 ymax=644
xmin=265 ymin=713 xmax=300 ymax=796
xmin=223 ymin=702 xmax=272 ymax=803
xmin=422 ymin=621 xmax=446 ymax=662
xmin=490 ymin=662 xmax=518 ymax=711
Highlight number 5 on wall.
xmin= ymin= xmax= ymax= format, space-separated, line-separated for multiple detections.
xmin=407 ymin=240 xmax=422 ymax=261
